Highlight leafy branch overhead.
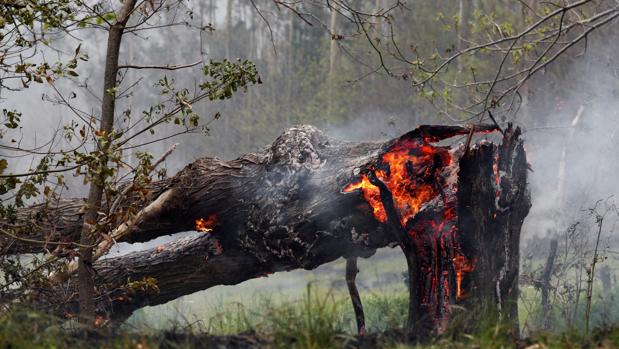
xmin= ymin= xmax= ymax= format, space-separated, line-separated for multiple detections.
xmin=292 ymin=0 xmax=619 ymax=122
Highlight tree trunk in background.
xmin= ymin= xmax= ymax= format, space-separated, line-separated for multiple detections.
xmin=328 ymin=9 xmax=338 ymax=75
xmin=456 ymin=0 xmax=469 ymax=74
xmin=541 ymin=239 xmax=558 ymax=330
xmin=223 ymin=0 xmax=233 ymax=156
xmin=327 ymin=6 xmax=338 ymax=121
xmin=225 ymin=0 xmax=233 ymax=58
xmin=77 ymin=0 xmax=137 ymax=325
xmin=285 ymin=11 xmax=294 ymax=125
xmin=209 ymin=0 xmax=214 ymax=25
xmin=519 ymin=1 xmax=533 ymax=124
xmin=455 ymin=0 xmax=471 ymax=108
xmin=371 ymin=0 xmax=383 ymax=103
xmin=557 ymin=105 xmax=584 ymax=205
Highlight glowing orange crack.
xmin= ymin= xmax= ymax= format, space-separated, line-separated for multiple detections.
xmin=343 ymin=134 xmax=476 ymax=309
xmin=195 ymin=214 xmax=218 ymax=233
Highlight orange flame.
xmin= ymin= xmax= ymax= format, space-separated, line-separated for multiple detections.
xmin=344 ymin=132 xmax=478 ymax=323
xmin=343 ymin=138 xmax=449 ymax=227
xmin=343 ymin=176 xmax=386 ymax=222
xmin=453 ymin=255 xmax=476 ymax=300
xmin=195 ymin=214 xmax=218 ymax=232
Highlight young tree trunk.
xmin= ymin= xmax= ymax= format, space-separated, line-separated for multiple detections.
xmin=10 ymin=124 xmax=529 ymax=337
xmin=77 ymin=0 xmax=137 ymax=325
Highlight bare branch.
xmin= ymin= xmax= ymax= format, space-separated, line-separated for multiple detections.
xmin=117 ymin=61 xmax=202 ymax=70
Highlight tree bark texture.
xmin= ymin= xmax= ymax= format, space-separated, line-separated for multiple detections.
xmin=457 ymin=125 xmax=531 ymax=337
xmin=3 ymin=124 xmax=530 ymax=335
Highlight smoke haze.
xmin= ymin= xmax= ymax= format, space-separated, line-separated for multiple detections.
xmin=1 ymin=0 xmax=618 ymax=329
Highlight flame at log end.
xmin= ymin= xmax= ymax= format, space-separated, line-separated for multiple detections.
xmin=195 ymin=214 xmax=218 ymax=233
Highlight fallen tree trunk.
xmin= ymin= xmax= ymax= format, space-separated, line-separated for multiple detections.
xmin=3 ymin=124 xmax=530 ymax=337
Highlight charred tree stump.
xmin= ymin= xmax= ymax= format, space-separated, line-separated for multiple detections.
xmin=2 ymin=124 xmax=530 ymax=339
xmin=342 ymin=123 xmax=530 ymax=338
xmin=457 ymin=125 xmax=531 ymax=337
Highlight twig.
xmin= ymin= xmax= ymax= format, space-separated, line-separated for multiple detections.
xmin=0 ymin=227 xmax=95 ymax=249
xmin=117 ymin=61 xmax=202 ymax=70
xmin=487 ymin=110 xmax=504 ymax=134
xmin=109 ymin=143 xmax=178 ymax=214
xmin=463 ymin=124 xmax=475 ymax=155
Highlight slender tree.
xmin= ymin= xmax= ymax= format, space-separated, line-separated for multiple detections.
xmin=77 ymin=0 xmax=138 ymax=325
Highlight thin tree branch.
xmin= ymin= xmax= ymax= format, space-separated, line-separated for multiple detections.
xmin=117 ymin=61 xmax=202 ymax=70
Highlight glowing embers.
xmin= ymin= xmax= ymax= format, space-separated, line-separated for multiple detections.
xmin=493 ymin=151 xmax=501 ymax=198
xmin=453 ymin=254 xmax=475 ymax=301
xmin=344 ymin=133 xmax=477 ymax=313
xmin=343 ymin=137 xmax=451 ymax=228
xmin=343 ymin=175 xmax=386 ymax=223
xmin=195 ymin=214 xmax=218 ymax=233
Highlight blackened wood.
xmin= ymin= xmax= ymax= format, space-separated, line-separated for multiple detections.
xmin=15 ymin=124 xmax=530 ymax=337
xmin=457 ymin=124 xmax=531 ymax=337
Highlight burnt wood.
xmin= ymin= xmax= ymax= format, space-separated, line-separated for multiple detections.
xmin=3 ymin=124 xmax=530 ymax=337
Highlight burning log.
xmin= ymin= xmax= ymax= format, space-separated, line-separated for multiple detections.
xmin=340 ymin=123 xmax=529 ymax=337
xmin=2 ymin=124 xmax=529 ymax=338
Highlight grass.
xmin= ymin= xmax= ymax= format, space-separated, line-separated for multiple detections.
xmin=2 ymin=251 xmax=619 ymax=348
xmin=3 ymin=285 xmax=619 ymax=349
xmin=193 ymin=286 xmax=409 ymax=337
xmin=145 ymin=284 xmax=408 ymax=348
xmin=127 ymin=249 xmax=409 ymax=332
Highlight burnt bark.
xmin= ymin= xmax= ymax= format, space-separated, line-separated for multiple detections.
xmin=29 ymin=125 xmax=394 ymax=320
xmin=457 ymin=124 xmax=531 ymax=337
xmin=6 ymin=124 xmax=530 ymax=337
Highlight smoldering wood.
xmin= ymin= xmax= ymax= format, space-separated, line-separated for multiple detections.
xmin=2 ymin=124 xmax=530 ymax=336
xmin=13 ymin=125 xmax=397 ymax=320
xmin=457 ymin=125 xmax=531 ymax=337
